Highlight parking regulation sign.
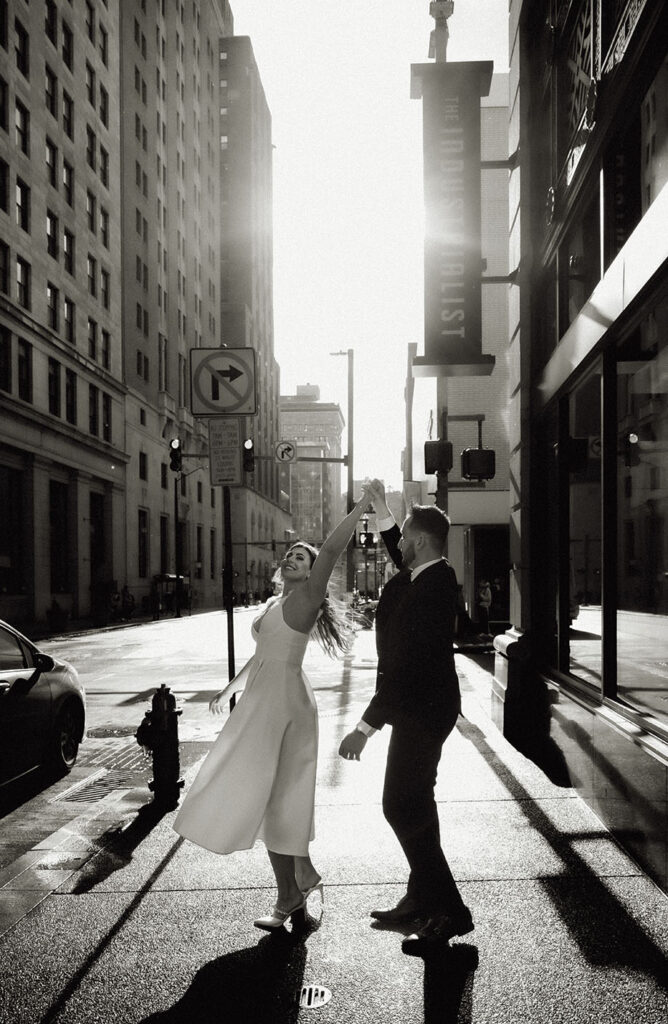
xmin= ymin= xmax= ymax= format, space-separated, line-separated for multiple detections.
xmin=190 ymin=348 xmax=256 ymax=416
xmin=208 ymin=418 xmax=242 ymax=486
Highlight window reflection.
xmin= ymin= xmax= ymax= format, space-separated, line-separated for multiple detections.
xmin=616 ymin=299 xmax=668 ymax=718
xmin=568 ymin=368 xmax=602 ymax=685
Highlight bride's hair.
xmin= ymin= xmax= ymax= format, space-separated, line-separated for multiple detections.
xmin=273 ymin=541 xmax=353 ymax=657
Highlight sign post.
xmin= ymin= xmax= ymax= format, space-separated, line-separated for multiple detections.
xmin=190 ymin=348 xmax=257 ymax=687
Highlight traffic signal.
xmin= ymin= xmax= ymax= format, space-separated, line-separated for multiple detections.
xmin=424 ymin=440 xmax=453 ymax=474
xmin=169 ymin=437 xmax=182 ymax=472
xmin=358 ymin=531 xmax=375 ymax=548
xmin=461 ymin=448 xmax=496 ymax=481
xmin=242 ymin=437 xmax=255 ymax=472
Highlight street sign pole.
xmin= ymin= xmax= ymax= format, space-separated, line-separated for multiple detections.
xmin=223 ymin=485 xmax=236 ymax=694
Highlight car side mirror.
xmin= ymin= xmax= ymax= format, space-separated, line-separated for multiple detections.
xmin=34 ymin=652 xmax=55 ymax=673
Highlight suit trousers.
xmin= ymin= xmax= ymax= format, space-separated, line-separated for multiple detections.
xmin=382 ymin=710 xmax=466 ymax=916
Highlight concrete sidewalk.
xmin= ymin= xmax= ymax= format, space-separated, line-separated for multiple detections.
xmin=1 ymin=632 xmax=667 ymax=1023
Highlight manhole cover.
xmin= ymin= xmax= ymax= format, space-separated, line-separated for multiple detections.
xmin=299 ymin=985 xmax=331 ymax=1009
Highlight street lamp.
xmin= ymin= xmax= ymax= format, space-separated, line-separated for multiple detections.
xmin=330 ymin=348 xmax=354 ymax=592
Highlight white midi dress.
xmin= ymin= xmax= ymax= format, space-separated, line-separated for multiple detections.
xmin=173 ymin=597 xmax=318 ymax=856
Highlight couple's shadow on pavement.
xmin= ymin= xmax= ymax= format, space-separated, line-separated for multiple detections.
xmin=140 ymin=928 xmax=312 ymax=1024
xmin=140 ymin=916 xmax=478 ymax=1024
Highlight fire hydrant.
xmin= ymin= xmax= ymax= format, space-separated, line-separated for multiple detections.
xmin=136 ymin=684 xmax=184 ymax=809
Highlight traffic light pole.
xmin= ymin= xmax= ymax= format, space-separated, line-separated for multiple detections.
xmin=222 ymin=484 xmax=235 ymax=684
xmin=174 ymin=475 xmax=181 ymax=618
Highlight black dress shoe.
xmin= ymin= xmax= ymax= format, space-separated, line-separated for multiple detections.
xmin=370 ymin=894 xmax=421 ymax=923
xmin=401 ymin=909 xmax=474 ymax=956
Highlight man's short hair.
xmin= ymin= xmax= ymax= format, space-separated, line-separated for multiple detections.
xmin=408 ymin=503 xmax=451 ymax=549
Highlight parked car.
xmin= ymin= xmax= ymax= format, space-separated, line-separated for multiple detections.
xmin=0 ymin=619 xmax=85 ymax=786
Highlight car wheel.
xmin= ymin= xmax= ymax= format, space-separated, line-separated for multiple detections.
xmin=51 ymin=701 xmax=82 ymax=773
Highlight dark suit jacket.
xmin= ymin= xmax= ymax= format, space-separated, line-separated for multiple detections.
xmin=363 ymin=524 xmax=461 ymax=732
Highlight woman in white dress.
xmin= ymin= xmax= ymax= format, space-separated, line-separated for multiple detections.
xmin=173 ymin=491 xmax=371 ymax=931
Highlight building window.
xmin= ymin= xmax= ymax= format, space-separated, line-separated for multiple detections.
xmin=46 ymin=210 xmax=59 ymax=257
xmin=0 ymin=240 xmax=8 ymax=293
xmin=48 ymin=357 xmax=61 ymax=415
xmin=100 ymin=206 xmax=109 ymax=247
xmin=139 ymin=451 xmax=148 ymax=480
xmin=17 ymin=337 xmax=32 ymax=401
xmin=210 ymin=529 xmax=216 ymax=579
xmin=65 ymin=369 xmax=77 ymax=424
xmin=86 ymin=190 xmax=96 ymax=232
xmin=87 ymin=317 xmax=97 ymax=359
xmin=197 ymin=480 xmax=202 ymax=503
xmin=62 ymin=22 xmax=73 ymax=70
xmin=0 ymin=75 xmax=7 ymax=131
xmin=45 ymin=65 xmax=58 ymax=117
xmin=195 ymin=525 xmax=203 ymax=579
xmin=15 ymin=18 xmax=29 ymax=78
xmin=45 ymin=1 xmax=58 ymax=46
xmin=99 ymin=23 xmax=108 ymax=66
xmin=63 ymin=228 xmax=75 ymax=274
xmin=62 ymin=90 xmax=73 ymax=138
xmin=138 ymin=509 xmax=149 ymax=578
xmin=161 ymin=463 xmax=168 ymax=489
xmin=101 ymin=328 xmax=110 ymax=369
xmin=0 ymin=326 xmax=10 ymax=392
xmin=64 ymin=296 xmax=75 ymax=343
xmin=99 ymin=146 xmax=109 ymax=187
xmin=99 ymin=84 xmax=108 ymax=127
xmin=89 ymin=383 xmax=99 ymax=435
xmin=0 ymin=159 xmax=6 ymax=212
xmin=101 ymin=268 xmax=109 ymax=309
xmin=85 ymin=61 xmax=95 ymax=107
xmin=102 ymin=392 xmax=111 ymax=442
xmin=47 ymin=281 xmax=59 ymax=329
xmin=15 ymin=99 xmax=29 ymax=154
xmin=16 ymin=178 xmax=30 ymax=231
xmin=87 ymin=254 xmax=97 ymax=296
xmin=86 ymin=125 xmax=96 ymax=169
xmin=46 ymin=138 xmax=58 ymax=187
xmin=16 ymin=256 xmax=30 ymax=309
xmin=63 ymin=159 xmax=73 ymax=205
xmin=85 ymin=1 xmax=95 ymax=44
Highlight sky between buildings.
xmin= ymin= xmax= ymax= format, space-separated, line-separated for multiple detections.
xmin=230 ymin=0 xmax=509 ymax=490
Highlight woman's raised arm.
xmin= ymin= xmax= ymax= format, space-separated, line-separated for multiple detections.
xmin=306 ymin=492 xmax=370 ymax=606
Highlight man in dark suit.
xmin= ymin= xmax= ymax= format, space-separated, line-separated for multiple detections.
xmin=339 ymin=481 xmax=472 ymax=954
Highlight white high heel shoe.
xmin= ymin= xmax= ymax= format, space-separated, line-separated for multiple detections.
xmin=253 ymin=897 xmax=306 ymax=932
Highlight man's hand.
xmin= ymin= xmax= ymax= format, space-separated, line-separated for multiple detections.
xmin=339 ymin=729 xmax=367 ymax=761
xmin=366 ymin=478 xmax=390 ymax=518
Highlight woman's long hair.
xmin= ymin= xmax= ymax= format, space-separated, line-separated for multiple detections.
xmin=274 ymin=541 xmax=354 ymax=657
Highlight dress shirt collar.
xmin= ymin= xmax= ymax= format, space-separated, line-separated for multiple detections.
xmin=410 ymin=557 xmax=444 ymax=582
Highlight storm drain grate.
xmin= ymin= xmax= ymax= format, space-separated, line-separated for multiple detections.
xmin=299 ymin=986 xmax=332 ymax=1010
xmin=54 ymin=765 xmax=150 ymax=804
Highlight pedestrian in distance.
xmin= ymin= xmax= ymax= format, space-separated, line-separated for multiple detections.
xmin=477 ymin=579 xmax=492 ymax=635
xmin=173 ymin=489 xmax=373 ymax=933
xmin=339 ymin=479 xmax=473 ymax=955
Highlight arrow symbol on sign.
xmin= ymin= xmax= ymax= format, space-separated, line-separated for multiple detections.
xmin=211 ymin=364 xmax=243 ymax=400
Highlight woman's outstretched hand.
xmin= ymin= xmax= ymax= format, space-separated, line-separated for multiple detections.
xmin=209 ymin=690 xmax=233 ymax=715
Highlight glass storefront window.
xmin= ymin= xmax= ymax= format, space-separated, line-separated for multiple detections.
xmin=616 ymin=298 xmax=668 ymax=719
xmin=568 ymin=368 xmax=602 ymax=685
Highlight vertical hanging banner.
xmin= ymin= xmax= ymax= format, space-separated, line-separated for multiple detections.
xmin=411 ymin=61 xmax=495 ymax=377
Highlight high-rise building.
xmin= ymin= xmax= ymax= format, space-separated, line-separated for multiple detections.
xmin=280 ymin=384 xmax=345 ymax=545
xmin=219 ymin=35 xmax=290 ymax=602
xmin=120 ymin=0 xmax=233 ymax=614
xmin=0 ymin=0 xmax=126 ymax=628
